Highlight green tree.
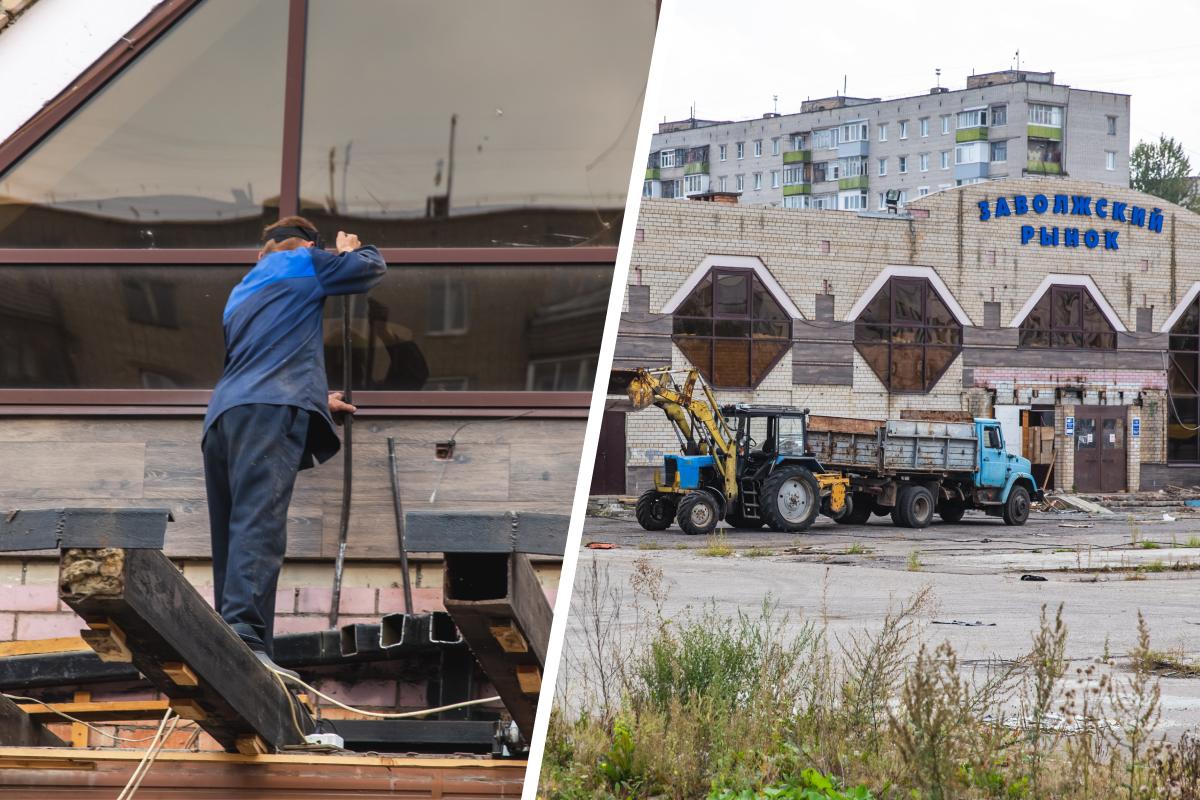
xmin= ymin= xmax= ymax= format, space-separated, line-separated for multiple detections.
xmin=1130 ymin=135 xmax=1198 ymax=211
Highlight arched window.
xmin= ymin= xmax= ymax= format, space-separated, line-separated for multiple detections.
xmin=1018 ymin=285 xmax=1116 ymax=349
xmin=1168 ymin=297 xmax=1200 ymax=463
xmin=854 ymin=277 xmax=962 ymax=392
xmin=672 ymin=268 xmax=792 ymax=388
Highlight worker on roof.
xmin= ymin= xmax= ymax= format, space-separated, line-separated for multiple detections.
xmin=202 ymin=216 xmax=386 ymax=677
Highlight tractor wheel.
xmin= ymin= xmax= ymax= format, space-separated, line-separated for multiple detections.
xmin=760 ymin=466 xmax=821 ymax=533
xmin=676 ymin=492 xmax=720 ymax=536
xmin=725 ymin=504 xmax=765 ymax=530
xmin=635 ymin=490 xmax=677 ymax=531
xmin=894 ymin=485 xmax=935 ymax=529
xmin=937 ymin=500 xmax=966 ymax=524
xmin=835 ymin=494 xmax=874 ymax=525
xmin=1002 ymin=486 xmax=1031 ymax=526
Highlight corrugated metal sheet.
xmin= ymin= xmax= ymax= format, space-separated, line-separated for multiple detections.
xmin=808 ymin=418 xmax=978 ymax=475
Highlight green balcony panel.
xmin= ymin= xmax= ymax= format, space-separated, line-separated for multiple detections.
xmin=782 ymin=149 xmax=812 ymax=164
xmin=782 ymin=184 xmax=811 ymax=196
xmin=1026 ymin=160 xmax=1062 ymax=175
xmin=838 ymin=175 xmax=868 ymax=191
xmin=1027 ymin=124 xmax=1063 ymax=142
xmin=684 ymin=161 xmax=709 ymax=175
xmin=955 ymin=126 xmax=988 ymax=143
xmin=645 ymin=168 xmax=659 ymax=180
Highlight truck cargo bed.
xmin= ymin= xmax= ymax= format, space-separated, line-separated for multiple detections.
xmin=808 ymin=418 xmax=978 ymax=475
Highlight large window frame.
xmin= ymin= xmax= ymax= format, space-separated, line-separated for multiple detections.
xmin=853 ymin=276 xmax=963 ymax=393
xmin=0 ymin=0 xmax=624 ymax=417
xmin=1167 ymin=295 xmax=1200 ymax=464
xmin=1017 ymin=285 xmax=1117 ymax=350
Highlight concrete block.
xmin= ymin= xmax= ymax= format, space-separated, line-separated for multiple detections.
xmin=15 ymin=612 xmax=83 ymax=640
xmin=0 ymin=585 xmax=60 ymax=612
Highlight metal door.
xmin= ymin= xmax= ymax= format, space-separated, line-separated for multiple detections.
xmin=1073 ymin=406 xmax=1127 ymax=493
xmin=590 ymin=409 xmax=627 ymax=495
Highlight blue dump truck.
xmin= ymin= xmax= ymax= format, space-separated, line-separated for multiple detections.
xmin=804 ymin=414 xmax=1044 ymax=528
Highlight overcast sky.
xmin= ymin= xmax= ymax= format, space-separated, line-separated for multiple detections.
xmin=650 ymin=0 xmax=1200 ymax=163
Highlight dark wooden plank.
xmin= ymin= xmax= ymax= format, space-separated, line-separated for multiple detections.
xmin=315 ymin=719 xmax=498 ymax=754
xmin=0 ymin=695 xmax=66 ymax=747
xmin=59 ymin=547 xmax=313 ymax=753
xmin=404 ymin=512 xmax=568 ymax=556
xmin=793 ymin=362 xmax=853 ymax=385
xmin=0 ymin=443 xmax=144 ymax=499
xmin=0 ymin=508 xmax=171 ymax=552
xmin=442 ymin=553 xmax=554 ymax=739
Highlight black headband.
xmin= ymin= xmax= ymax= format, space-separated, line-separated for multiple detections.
xmin=266 ymin=225 xmax=325 ymax=250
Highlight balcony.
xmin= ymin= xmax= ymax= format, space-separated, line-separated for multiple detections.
xmin=783 ymin=149 xmax=812 ymax=164
xmin=838 ymin=175 xmax=868 ymax=191
xmin=1026 ymin=160 xmax=1062 ymax=175
xmin=837 ymin=140 xmax=870 ymax=158
xmin=782 ymin=184 xmax=811 ymax=196
xmin=1027 ymin=124 xmax=1062 ymax=142
xmin=645 ymin=168 xmax=660 ymax=180
xmin=684 ymin=161 xmax=709 ymax=175
xmin=955 ymin=127 xmax=988 ymax=143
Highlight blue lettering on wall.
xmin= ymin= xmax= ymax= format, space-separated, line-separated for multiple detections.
xmin=1104 ymin=231 xmax=1119 ymax=250
xmin=1130 ymin=206 xmax=1146 ymax=227
xmin=978 ymin=200 xmax=990 ymax=221
xmin=1111 ymin=201 xmax=1127 ymax=222
xmin=1020 ymin=224 xmax=1035 ymax=244
xmin=1014 ymin=194 xmax=1029 ymax=215
xmin=1084 ymin=230 xmax=1100 ymax=249
xmin=1095 ymin=198 xmax=1108 ymax=219
xmin=1053 ymin=194 xmax=1069 ymax=214
xmin=1063 ymin=228 xmax=1080 ymax=247
xmin=1032 ymin=194 xmax=1049 ymax=213
xmin=975 ymin=193 xmax=1161 ymax=250
xmin=1071 ymin=196 xmax=1092 ymax=216
xmin=1041 ymin=226 xmax=1059 ymax=246
xmin=995 ymin=197 xmax=1011 ymax=217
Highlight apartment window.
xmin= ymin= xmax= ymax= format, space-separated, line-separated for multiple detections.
xmin=735 ymin=174 xmax=745 ymax=191
xmin=841 ymin=191 xmax=867 ymax=211
xmin=754 ymin=140 xmax=763 ymax=157
xmin=878 ymin=192 xmax=886 ymax=210
xmin=878 ymin=157 xmax=887 ymax=177
xmin=659 ymin=149 xmax=677 ymax=168
xmin=642 ymin=181 xmax=654 ymax=197
xmin=940 ymin=115 xmax=951 ymax=134
xmin=719 ymin=175 xmax=728 ymax=191
xmin=940 ymin=150 xmax=951 ymax=169
xmin=812 ymin=193 xmax=836 ymax=210
xmin=783 ymin=165 xmax=806 ymax=185
xmin=918 ymin=186 xmax=930 ymax=197
xmin=991 ymin=141 xmax=1008 ymax=162
xmin=878 ymin=123 xmax=888 ymax=142
xmin=841 ymin=121 xmax=869 ymax=142
xmin=855 ymin=277 xmax=962 ymax=393
xmin=1028 ymin=104 xmax=1063 ymax=127
xmin=754 ymin=172 xmax=762 ymax=190
xmin=718 ymin=144 xmax=727 ymax=161
xmin=736 ymin=141 xmax=745 ymax=159
xmin=957 ymin=108 xmax=987 ymax=128
xmin=783 ymin=195 xmax=810 ymax=209
xmin=899 ymin=120 xmax=908 ymax=139
xmin=898 ymin=155 xmax=908 ymax=174
xmin=684 ymin=173 xmax=705 ymax=194
xmin=1028 ymin=139 xmax=1063 ymax=172
xmin=814 ymin=129 xmax=835 ymax=150
xmin=429 ymin=277 xmax=470 ymax=335
xmin=772 ymin=138 xmax=780 ymax=156
xmin=898 ymin=190 xmax=908 ymax=204
xmin=991 ymin=105 xmax=1007 ymax=126
xmin=955 ymin=142 xmax=986 ymax=164
xmin=919 ymin=117 xmax=929 ymax=137
xmin=1107 ymin=115 xmax=1118 ymax=136
xmin=1106 ymin=150 xmax=1117 ymax=170
xmin=919 ymin=153 xmax=929 ymax=172
xmin=1019 ymin=285 xmax=1116 ymax=350
xmin=792 ymin=134 xmax=806 ymax=149
xmin=671 ymin=268 xmax=792 ymax=389
xmin=828 ymin=161 xmax=841 ymax=180
xmin=771 ymin=170 xmax=780 ymax=188
xmin=841 ymin=157 xmax=868 ymax=178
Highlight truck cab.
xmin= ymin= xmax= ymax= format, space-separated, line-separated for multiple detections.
xmin=974 ymin=418 xmax=1043 ymax=520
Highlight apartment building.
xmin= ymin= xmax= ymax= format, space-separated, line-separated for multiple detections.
xmin=643 ymin=70 xmax=1130 ymax=211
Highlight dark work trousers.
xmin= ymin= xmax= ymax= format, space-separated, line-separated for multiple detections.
xmin=202 ymin=403 xmax=309 ymax=657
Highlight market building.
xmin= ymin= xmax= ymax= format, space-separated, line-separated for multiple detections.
xmin=598 ymin=177 xmax=1200 ymax=497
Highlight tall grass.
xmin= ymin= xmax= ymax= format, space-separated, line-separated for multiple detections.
xmin=541 ymin=559 xmax=1191 ymax=799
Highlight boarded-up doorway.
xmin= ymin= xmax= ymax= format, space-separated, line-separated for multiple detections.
xmin=590 ymin=409 xmax=627 ymax=495
xmin=1073 ymin=405 xmax=1127 ymax=493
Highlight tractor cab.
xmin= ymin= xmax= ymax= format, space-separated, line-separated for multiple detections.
xmin=722 ymin=404 xmax=812 ymax=465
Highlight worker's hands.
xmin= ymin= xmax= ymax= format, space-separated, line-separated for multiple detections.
xmin=336 ymin=231 xmax=361 ymax=254
xmin=328 ymin=391 xmax=357 ymax=416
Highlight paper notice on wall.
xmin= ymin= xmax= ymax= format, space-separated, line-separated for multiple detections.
xmin=1109 ymin=433 xmax=1116 ymax=444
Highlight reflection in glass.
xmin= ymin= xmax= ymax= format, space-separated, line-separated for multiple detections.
xmin=0 ymin=1 xmax=287 ymax=248
xmin=1019 ymin=285 xmax=1116 ymax=351
xmin=853 ymin=276 xmax=962 ymax=392
xmin=1169 ymin=296 xmax=1200 ymax=463
xmin=299 ymin=0 xmax=656 ymax=248
xmin=0 ymin=264 xmax=610 ymax=391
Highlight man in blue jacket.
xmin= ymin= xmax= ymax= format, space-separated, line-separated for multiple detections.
xmin=203 ymin=216 xmax=386 ymax=674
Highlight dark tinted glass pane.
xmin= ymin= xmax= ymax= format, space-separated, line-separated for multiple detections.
xmin=752 ymin=278 xmax=787 ymax=320
xmin=925 ymin=346 xmax=958 ymax=388
xmin=1171 ymin=335 xmax=1199 ymax=352
xmin=926 ymin=292 xmax=954 ymax=327
xmin=856 ymin=343 xmax=889 ymax=386
xmin=891 ymin=326 xmax=924 ymax=344
xmin=713 ymin=339 xmax=750 ymax=386
xmin=889 ymin=346 xmax=924 ymax=391
xmin=0 ymin=264 xmax=609 ymax=391
xmin=1170 ymin=355 xmax=1199 ymax=395
xmin=0 ymin=1 xmax=287 ymax=248
xmin=1169 ymin=398 xmax=1199 ymax=462
xmin=892 ymin=280 xmax=923 ymax=323
xmin=859 ymin=287 xmax=890 ymax=324
xmin=1019 ymin=328 xmax=1050 ymax=348
xmin=1082 ymin=292 xmax=1111 ymax=334
xmin=753 ymin=320 xmax=790 ymax=338
xmin=715 ymin=273 xmax=750 ymax=316
xmin=927 ymin=327 xmax=960 ymax=345
xmin=856 ymin=323 xmax=888 ymax=342
xmin=300 ymin=0 xmax=654 ymax=247
xmin=750 ymin=339 xmax=789 ymax=385
xmin=1173 ymin=301 xmax=1200 ymax=337
xmin=1024 ymin=293 xmax=1051 ymax=331
xmin=1084 ymin=331 xmax=1116 ymax=350
xmin=1052 ymin=331 xmax=1084 ymax=348
xmin=1052 ymin=288 xmax=1081 ymax=329
xmin=675 ymin=337 xmax=713 ymax=383
xmin=714 ymin=320 xmax=751 ymax=338
xmin=677 ymin=274 xmax=713 ymax=317
xmin=673 ymin=317 xmax=712 ymax=337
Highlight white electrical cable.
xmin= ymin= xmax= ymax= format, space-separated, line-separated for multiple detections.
xmin=268 ymin=669 xmax=501 ymax=719
xmin=116 ymin=708 xmax=178 ymax=800
xmin=1 ymin=693 xmax=190 ymax=744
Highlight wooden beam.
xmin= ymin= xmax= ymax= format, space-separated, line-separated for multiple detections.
xmin=0 ymin=509 xmax=171 ymax=552
xmin=18 ymin=699 xmax=171 ymax=723
xmin=69 ymin=692 xmax=89 ymax=748
xmin=405 ymin=511 xmax=568 ymax=555
xmin=441 ymin=553 xmax=554 ymax=740
xmin=0 ymin=694 xmax=66 ymax=747
xmin=0 ymin=638 xmax=87 ymax=658
xmin=58 ymin=547 xmax=313 ymax=752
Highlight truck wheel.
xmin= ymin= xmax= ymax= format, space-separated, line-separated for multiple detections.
xmin=635 ymin=490 xmax=677 ymax=531
xmin=676 ymin=492 xmax=719 ymax=536
xmin=937 ymin=500 xmax=966 ymax=524
xmin=835 ymin=494 xmax=874 ymax=525
xmin=894 ymin=485 xmax=935 ymax=529
xmin=726 ymin=504 xmax=764 ymax=530
xmin=1002 ymin=486 xmax=1031 ymax=526
xmin=760 ymin=466 xmax=821 ymax=532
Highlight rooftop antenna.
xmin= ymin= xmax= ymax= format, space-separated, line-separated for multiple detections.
xmin=935 ymin=67 xmax=941 ymax=88
xmin=843 ymin=74 xmax=847 ymax=95
xmin=773 ymin=94 xmax=778 ymax=113
xmin=1015 ymin=49 xmax=1020 ymax=71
